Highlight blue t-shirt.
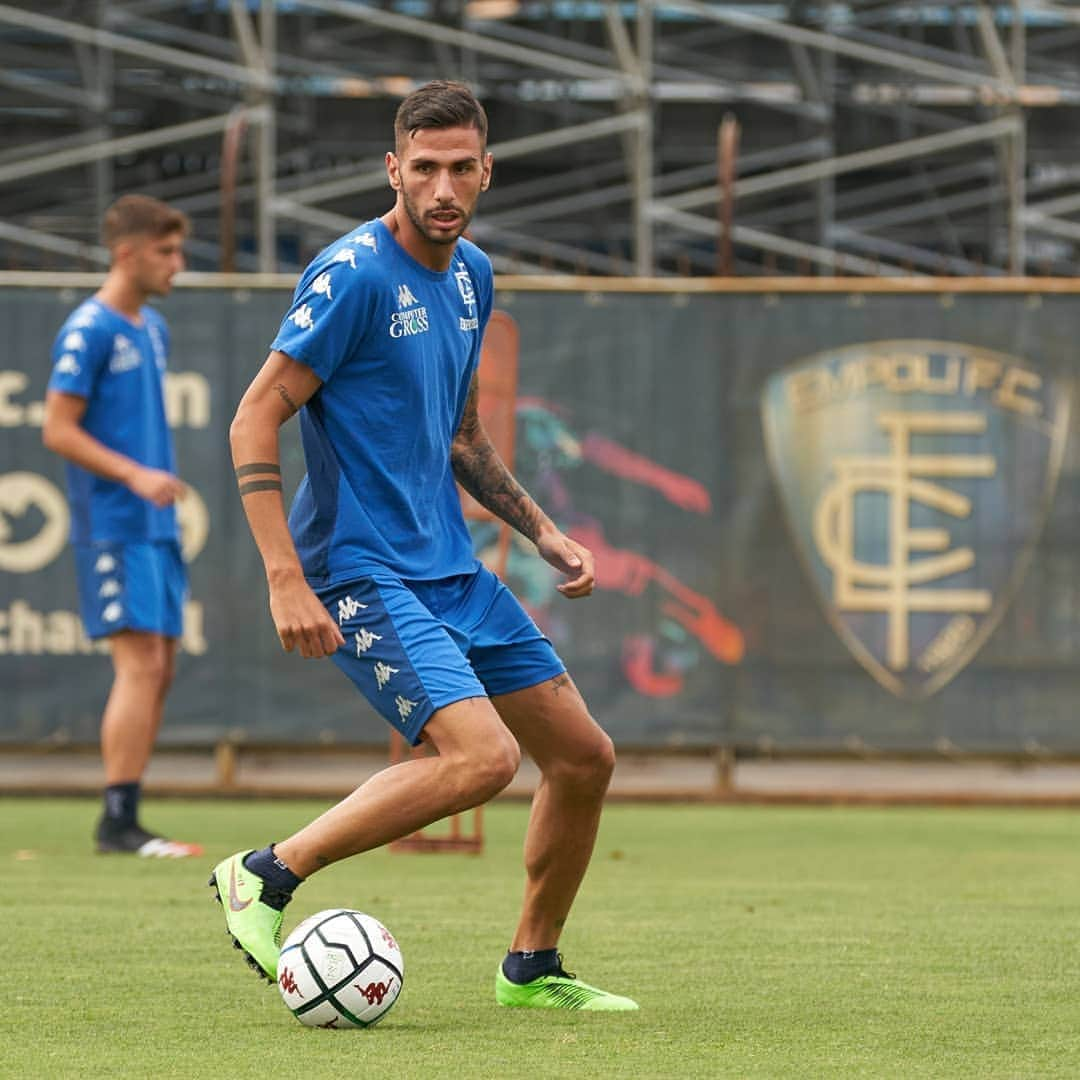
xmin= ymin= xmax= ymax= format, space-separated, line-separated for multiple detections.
xmin=271 ymin=218 xmax=494 ymax=585
xmin=47 ymin=298 xmax=178 ymax=545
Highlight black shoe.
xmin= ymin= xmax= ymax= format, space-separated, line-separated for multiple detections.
xmin=95 ymin=818 xmax=204 ymax=858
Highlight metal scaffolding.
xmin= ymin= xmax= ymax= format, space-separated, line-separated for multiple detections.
xmin=0 ymin=1 xmax=1077 ymax=277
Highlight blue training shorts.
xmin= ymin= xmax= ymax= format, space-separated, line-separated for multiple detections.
xmin=319 ymin=565 xmax=566 ymax=745
xmin=73 ymin=540 xmax=187 ymax=640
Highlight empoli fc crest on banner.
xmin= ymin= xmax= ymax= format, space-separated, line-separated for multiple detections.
xmin=762 ymin=341 xmax=1070 ymax=700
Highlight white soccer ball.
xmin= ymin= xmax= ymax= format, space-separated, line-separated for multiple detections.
xmin=277 ymin=909 xmax=404 ymax=1028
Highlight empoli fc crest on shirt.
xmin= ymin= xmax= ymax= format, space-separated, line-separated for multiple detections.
xmin=761 ymin=341 xmax=1070 ymax=700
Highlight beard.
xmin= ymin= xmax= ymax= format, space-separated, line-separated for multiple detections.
xmin=401 ymin=187 xmax=473 ymax=246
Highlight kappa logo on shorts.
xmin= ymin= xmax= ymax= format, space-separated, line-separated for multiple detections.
xmin=98 ymin=579 xmax=121 ymax=598
xmin=373 ymin=661 xmax=398 ymax=690
xmin=354 ymin=627 xmax=382 ymax=656
xmin=395 ymin=695 xmax=417 ymax=722
xmin=102 ymin=601 xmax=123 ymax=623
xmin=94 ymin=553 xmax=117 ymax=574
xmin=337 ymin=595 xmax=367 ymax=625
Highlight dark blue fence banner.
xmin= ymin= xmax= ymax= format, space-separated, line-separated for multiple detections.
xmin=3 ymin=283 xmax=1080 ymax=751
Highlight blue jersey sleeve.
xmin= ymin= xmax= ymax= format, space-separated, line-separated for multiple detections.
xmin=47 ymin=309 xmax=111 ymax=399
xmin=271 ymin=251 xmax=378 ymax=383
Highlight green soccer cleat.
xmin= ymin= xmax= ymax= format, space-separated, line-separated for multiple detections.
xmin=495 ymin=958 xmax=639 ymax=1011
xmin=208 ymin=850 xmax=288 ymax=983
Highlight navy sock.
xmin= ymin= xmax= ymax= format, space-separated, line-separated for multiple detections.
xmin=243 ymin=844 xmax=303 ymax=897
xmin=502 ymin=948 xmax=560 ymax=985
xmin=103 ymin=782 xmax=140 ymax=828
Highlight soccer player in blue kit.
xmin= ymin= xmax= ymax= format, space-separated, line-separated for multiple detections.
xmin=42 ymin=194 xmax=203 ymax=858
xmin=211 ymin=81 xmax=637 ymax=1011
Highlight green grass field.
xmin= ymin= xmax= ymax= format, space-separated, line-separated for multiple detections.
xmin=4 ymin=798 xmax=1080 ymax=1079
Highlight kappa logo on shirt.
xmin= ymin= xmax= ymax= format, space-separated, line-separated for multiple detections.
xmin=69 ymin=307 xmax=98 ymax=330
xmin=333 ymin=248 xmax=357 ymax=269
xmin=289 ymin=304 xmax=315 ymax=331
xmin=109 ymin=335 xmax=142 ymax=373
xmin=54 ymin=354 xmax=81 ymax=376
xmin=351 ymin=232 xmax=378 ymax=252
xmin=313 ymin=272 xmax=333 ymax=300
xmin=389 ymin=284 xmax=429 ymax=339
xmin=62 ymin=331 xmax=86 ymax=352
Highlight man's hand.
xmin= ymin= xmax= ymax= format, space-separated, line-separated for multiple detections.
xmin=536 ymin=527 xmax=595 ymax=599
xmin=268 ymin=571 xmax=346 ymax=658
xmin=128 ymin=466 xmax=186 ymax=508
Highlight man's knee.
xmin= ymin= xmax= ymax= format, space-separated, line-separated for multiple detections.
xmin=466 ymin=730 xmax=521 ymax=803
xmin=550 ymin=725 xmax=616 ymax=794
xmin=112 ymin=635 xmax=173 ymax=691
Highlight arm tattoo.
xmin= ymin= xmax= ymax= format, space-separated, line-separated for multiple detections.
xmin=452 ymin=381 xmax=544 ymax=541
xmin=238 ymin=479 xmax=282 ymax=497
xmin=274 ymin=382 xmax=299 ymax=415
xmin=236 ymin=461 xmax=282 ymax=497
xmin=235 ymin=462 xmax=281 ymax=478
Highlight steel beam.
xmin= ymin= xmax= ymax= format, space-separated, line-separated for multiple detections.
xmin=0 ymin=220 xmax=108 ymax=264
xmin=298 ymin=0 xmax=633 ymax=84
xmin=0 ymin=109 xmax=268 ymax=188
xmin=0 ymin=4 xmax=274 ymax=91
xmin=651 ymin=203 xmax=908 ymax=277
xmin=654 ymin=0 xmax=1016 ymax=97
xmin=662 ymin=116 xmax=1023 ymax=213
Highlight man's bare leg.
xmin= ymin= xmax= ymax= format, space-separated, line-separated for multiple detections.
xmin=490 ymin=674 xmax=637 ymax=1010
xmin=212 ymin=695 xmax=520 ymax=979
xmin=492 ymin=673 xmax=615 ymax=952
xmin=101 ymin=631 xmax=175 ymax=783
xmin=96 ymin=632 xmax=198 ymax=855
xmin=274 ymin=696 xmax=520 ymax=877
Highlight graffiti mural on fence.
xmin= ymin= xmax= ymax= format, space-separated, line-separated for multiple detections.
xmin=762 ymin=340 xmax=1071 ymax=700
xmin=472 ymin=397 xmax=744 ymax=698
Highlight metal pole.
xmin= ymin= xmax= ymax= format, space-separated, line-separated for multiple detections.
xmin=634 ymin=0 xmax=653 ymax=275
xmin=256 ymin=0 xmax=277 ymax=272
xmin=91 ymin=2 xmax=113 ymax=259
xmin=1008 ymin=0 xmax=1027 ymax=273
xmin=717 ymin=114 xmax=738 ymax=276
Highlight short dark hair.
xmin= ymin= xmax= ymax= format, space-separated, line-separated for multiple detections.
xmin=102 ymin=194 xmax=189 ymax=248
xmin=394 ymin=80 xmax=488 ymax=152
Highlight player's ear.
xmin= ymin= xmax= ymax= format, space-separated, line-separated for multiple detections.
xmin=111 ymin=237 xmax=137 ymax=265
xmin=480 ymin=152 xmax=493 ymax=192
xmin=386 ymin=151 xmax=401 ymax=191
